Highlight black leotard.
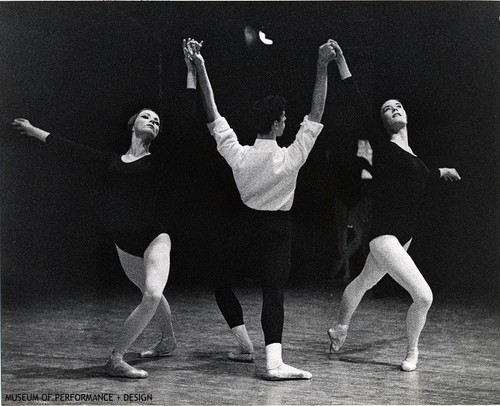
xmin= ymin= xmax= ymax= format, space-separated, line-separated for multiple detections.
xmin=45 ymin=136 xmax=167 ymax=256
xmin=342 ymin=77 xmax=440 ymax=245
xmin=45 ymin=90 xmax=196 ymax=257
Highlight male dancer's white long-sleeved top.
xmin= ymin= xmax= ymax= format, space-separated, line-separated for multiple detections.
xmin=207 ymin=116 xmax=323 ymax=211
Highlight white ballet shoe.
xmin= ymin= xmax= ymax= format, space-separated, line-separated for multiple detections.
xmin=327 ymin=324 xmax=348 ymax=352
xmin=265 ymin=363 xmax=312 ymax=381
xmin=139 ymin=337 xmax=177 ymax=358
xmin=105 ymin=358 xmax=148 ymax=379
xmin=229 ymin=325 xmax=254 ymax=362
xmin=401 ymin=350 xmax=419 ymax=372
xmin=227 ymin=349 xmax=255 ymax=363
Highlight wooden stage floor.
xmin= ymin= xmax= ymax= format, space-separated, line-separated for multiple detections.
xmin=2 ymin=282 xmax=499 ymax=405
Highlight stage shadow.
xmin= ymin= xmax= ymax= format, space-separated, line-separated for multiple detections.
xmin=327 ymin=336 xmax=405 ymax=369
xmin=186 ymin=351 xmax=259 ymax=378
xmin=123 ymin=352 xmax=175 ymax=363
xmin=10 ymin=353 xmax=175 ymax=381
xmin=336 ymin=357 xmax=399 ymax=369
xmin=328 ymin=336 xmax=405 ymax=355
xmin=11 ymin=365 xmax=107 ymax=380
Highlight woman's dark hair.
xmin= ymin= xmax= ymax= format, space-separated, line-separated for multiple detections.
xmin=251 ymin=96 xmax=286 ymax=135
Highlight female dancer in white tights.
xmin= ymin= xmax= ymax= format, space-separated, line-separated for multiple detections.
xmin=11 ymin=40 xmax=199 ymax=379
xmin=327 ymin=42 xmax=461 ymax=372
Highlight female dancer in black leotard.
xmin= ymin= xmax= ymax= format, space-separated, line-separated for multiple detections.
xmin=327 ymin=41 xmax=461 ymax=372
xmin=11 ymin=40 xmax=198 ymax=379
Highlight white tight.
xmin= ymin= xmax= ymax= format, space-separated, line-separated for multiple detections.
xmin=338 ymin=235 xmax=433 ymax=350
xmin=113 ymin=234 xmax=173 ymax=355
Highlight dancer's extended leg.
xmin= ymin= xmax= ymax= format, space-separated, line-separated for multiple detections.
xmin=114 ymin=244 xmax=176 ymax=359
xmin=329 ymin=251 xmax=386 ymax=352
xmin=259 ymin=216 xmax=311 ymax=381
xmin=106 ymin=234 xmax=171 ymax=378
xmin=214 ymin=274 xmax=255 ymax=362
xmin=140 ymin=296 xmax=177 ymax=358
xmin=369 ymin=236 xmax=433 ymax=371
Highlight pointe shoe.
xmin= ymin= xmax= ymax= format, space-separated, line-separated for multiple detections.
xmin=105 ymin=358 xmax=149 ymax=379
xmin=227 ymin=350 xmax=255 ymax=363
xmin=401 ymin=350 xmax=419 ymax=372
xmin=140 ymin=338 xmax=177 ymax=358
xmin=327 ymin=324 xmax=348 ymax=353
xmin=265 ymin=364 xmax=312 ymax=381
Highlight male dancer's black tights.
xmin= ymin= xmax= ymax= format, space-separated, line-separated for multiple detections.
xmin=214 ymin=207 xmax=291 ymax=346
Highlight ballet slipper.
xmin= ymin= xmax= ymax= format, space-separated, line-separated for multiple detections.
xmin=327 ymin=324 xmax=348 ymax=352
xmin=401 ymin=349 xmax=419 ymax=372
xmin=105 ymin=358 xmax=148 ymax=379
xmin=227 ymin=325 xmax=254 ymax=362
xmin=265 ymin=363 xmax=312 ymax=381
xmin=227 ymin=350 xmax=255 ymax=363
xmin=139 ymin=337 xmax=177 ymax=358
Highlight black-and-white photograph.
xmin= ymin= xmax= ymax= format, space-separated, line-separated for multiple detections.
xmin=1 ymin=2 xmax=498 ymax=405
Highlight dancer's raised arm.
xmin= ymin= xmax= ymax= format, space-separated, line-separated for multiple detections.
xmin=189 ymin=41 xmax=221 ymax=123
xmin=330 ymin=41 xmax=388 ymax=150
xmin=183 ymin=38 xmax=197 ymax=90
xmin=308 ymin=40 xmax=337 ymax=123
xmin=331 ymin=40 xmax=352 ymax=80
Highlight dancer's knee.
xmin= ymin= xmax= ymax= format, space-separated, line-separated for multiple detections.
xmin=413 ymin=287 xmax=433 ymax=310
xmin=142 ymin=289 xmax=163 ymax=307
xmin=153 ymin=234 xmax=171 ymax=254
xmin=360 ymin=275 xmax=379 ymax=292
xmin=146 ymin=234 xmax=171 ymax=260
xmin=348 ymin=270 xmax=379 ymax=294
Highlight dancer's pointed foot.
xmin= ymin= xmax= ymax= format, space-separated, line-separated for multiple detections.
xmin=265 ymin=363 xmax=312 ymax=381
xmin=105 ymin=358 xmax=148 ymax=379
xmin=327 ymin=324 xmax=348 ymax=352
xmin=139 ymin=337 xmax=177 ymax=358
xmin=229 ymin=324 xmax=254 ymax=362
xmin=227 ymin=350 xmax=255 ymax=363
xmin=401 ymin=349 xmax=419 ymax=372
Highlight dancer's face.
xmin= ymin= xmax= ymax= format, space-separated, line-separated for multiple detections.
xmin=133 ymin=110 xmax=160 ymax=140
xmin=381 ymin=100 xmax=407 ymax=132
xmin=274 ymin=111 xmax=286 ymax=138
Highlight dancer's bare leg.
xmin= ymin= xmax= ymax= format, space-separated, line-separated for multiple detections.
xmin=370 ymin=236 xmax=432 ymax=371
xmin=106 ymin=234 xmax=171 ymax=378
xmin=328 ymin=250 xmax=386 ymax=351
xmin=115 ymin=245 xmax=177 ymax=358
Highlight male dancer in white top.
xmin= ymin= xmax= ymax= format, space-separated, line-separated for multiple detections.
xmin=189 ymin=39 xmax=342 ymax=380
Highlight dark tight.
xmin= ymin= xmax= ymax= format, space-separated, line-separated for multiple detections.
xmin=214 ymin=279 xmax=244 ymax=328
xmin=214 ymin=207 xmax=291 ymax=346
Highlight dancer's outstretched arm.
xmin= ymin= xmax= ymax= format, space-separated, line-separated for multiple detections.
xmin=12 ymin=118 xmax=111 ymax=163
xmin=189 ymin=40 xmax=246 ymax=169
xmin=12 ymin=118 xmax=49 ymax=142
xmin=308 ymin=40 xmax=337 ymax=123
xmin=190 ymin=41 xmax=221 ymax=123
xmin=163 ymin=39 xmax=202 ymax=163
xmin=331 ymin=42 xmax=387 ymax=150
xmin=331 ymin=41 xmax=352 ymax=81
xmin=438 ymin=168 xmax=461 ymax=181
xmin=183 ymin=38 xmax=198 ymax=91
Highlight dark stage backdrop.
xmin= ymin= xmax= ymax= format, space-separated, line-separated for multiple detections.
xmin=1 ymin=2 xmax=498 ymax=299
